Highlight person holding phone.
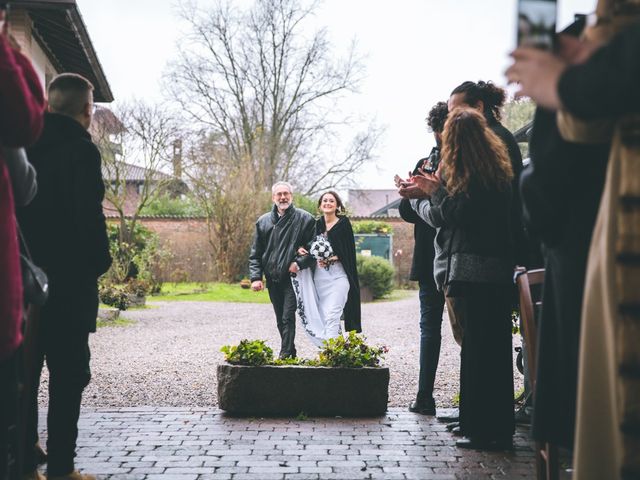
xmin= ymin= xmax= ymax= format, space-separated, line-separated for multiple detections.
xmin=397 ymin=101 xmax=451 ymax=416
xmin=507 ymin=5 xmax=640 ymax=478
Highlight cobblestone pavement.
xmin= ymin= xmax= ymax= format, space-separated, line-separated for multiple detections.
xmin=45 ymin=407 xmax=536 ymax=479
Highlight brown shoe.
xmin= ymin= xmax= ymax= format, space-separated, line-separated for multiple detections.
xmin=23 ymin=471 xmax=46 ymax=480
xmin=48 ymin=471 xmax=96 ymax=480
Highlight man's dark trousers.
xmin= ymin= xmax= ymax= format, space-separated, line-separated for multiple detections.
xmin=23 ymin=294 xmax=92 ymax=476
xmin=417 ymin=278 xmax=445 ymax=402
xmin=267 ymin=279 xmax=297 ymax=358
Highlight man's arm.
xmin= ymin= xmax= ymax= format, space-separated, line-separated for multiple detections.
xmin=559 ymin=24 xmax=640 ymax=119
xmin=248 ymin=221 xmax=264 ymax=282
xmin=72 ymin=143 xmax=112 ymax=277
xmin=4 ymin=147 xmax=36 ymax=206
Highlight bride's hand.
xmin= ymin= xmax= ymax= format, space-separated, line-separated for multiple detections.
xmin=297 ymin=247 xmax=308 ymax=255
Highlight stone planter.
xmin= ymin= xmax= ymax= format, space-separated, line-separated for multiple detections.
xmin=97 ymin=307 xmax=120 ymax=323
xmin=127 ymin=294 xmax=146 ymax=307
xmin=217 ymin=364 xmax=389 ymax=417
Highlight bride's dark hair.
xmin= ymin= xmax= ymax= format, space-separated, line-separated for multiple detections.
xmin=318 ymin=190 xmax=346 ymax=215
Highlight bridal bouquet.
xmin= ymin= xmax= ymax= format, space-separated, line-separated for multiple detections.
xmin=309 ymin=235 xmax=335 ymax=270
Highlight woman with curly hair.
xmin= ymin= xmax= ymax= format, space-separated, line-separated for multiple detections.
xmin=449 ymin=80 xmax=529 ymax=267
xmin=410 ymin=107 xmax=516 ymax=451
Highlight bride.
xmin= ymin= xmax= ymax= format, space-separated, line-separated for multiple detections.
xmin=292 ymin=191 xmax=361 ymax=347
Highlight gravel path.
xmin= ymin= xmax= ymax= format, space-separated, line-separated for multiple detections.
xmin=39 ymin=292 xmax=524 ymax=409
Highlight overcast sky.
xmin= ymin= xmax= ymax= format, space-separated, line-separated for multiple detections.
xmin=79 ymin=0 xmax=596 ymax=190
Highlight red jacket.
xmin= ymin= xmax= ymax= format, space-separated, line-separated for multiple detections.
xmin=0 ymin=36 xmax=45 ymax=361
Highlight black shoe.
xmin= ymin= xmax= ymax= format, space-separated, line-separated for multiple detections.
xmin=456 ymin=436 xmax=513 ymax=451
xmin=408 ymin=398 xmax=436 ymax=416
xmin=445 ymin=421 xmax=460 ymax=432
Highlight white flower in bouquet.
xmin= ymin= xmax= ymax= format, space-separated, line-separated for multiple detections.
xmin=309 ymin=235 xmax=334 ymax=269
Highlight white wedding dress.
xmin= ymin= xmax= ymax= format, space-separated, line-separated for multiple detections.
xmin=291 ymin=260 xmax=350 ymax=347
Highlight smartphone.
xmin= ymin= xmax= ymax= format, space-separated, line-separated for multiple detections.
xmin=517 ymin=0 xmax=557 ymax=50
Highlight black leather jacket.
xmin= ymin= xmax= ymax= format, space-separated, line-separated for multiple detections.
xmin=249 ymin=203 xmax=315 ymax=284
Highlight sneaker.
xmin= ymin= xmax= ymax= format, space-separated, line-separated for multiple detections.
xmin=23 ymin=471 xmax=46 ymax=480
xmin=48 ymin=471 xmax=97 ymax=480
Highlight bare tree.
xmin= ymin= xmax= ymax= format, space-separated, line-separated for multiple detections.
xmin=166 ymin=0 xmax=381 ymax=195
xmin=185 ymin=133 xmax=268 ymax=281
xmin=93 ymin=101 xmax=182 ymax=281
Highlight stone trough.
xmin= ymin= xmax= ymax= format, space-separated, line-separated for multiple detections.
xmin=217 ymin=364 xmax=389 ymax=417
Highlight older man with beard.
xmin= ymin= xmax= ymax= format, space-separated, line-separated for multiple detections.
xmin=249 ymin=181 xmax=315 ymax=358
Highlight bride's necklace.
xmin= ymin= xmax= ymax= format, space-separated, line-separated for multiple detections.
xmin=325 ymin=216 xmax=338 ymax=231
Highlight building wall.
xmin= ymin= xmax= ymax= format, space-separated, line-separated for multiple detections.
xmin=11 ymin=9 xmax=58 ymax=89
xmin=122 ymin=216 xmax=417 ymax=285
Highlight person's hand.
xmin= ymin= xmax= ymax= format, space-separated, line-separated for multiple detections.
xmin=297 ymin=247 xmax=308 ymax=256
xmin=251 ymin=280 xmax=264 ymax=291
xmin=505 ymin=47 xmax=567 ymax=110
xmin=411 ymin=170 xmax=441 ymax=196
xmin=398 ymin=182 xmax=429 ymax=199
xmin=288 ymin=262 xmax=299 ymax=273
xmin=556 ymin=33 xmax=602 ymax=65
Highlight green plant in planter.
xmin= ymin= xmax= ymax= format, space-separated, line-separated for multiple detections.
xmin=221 ymin=339 xmax=274 ymax=365
xmin=318 ymin=331 xmax=388 ymax=368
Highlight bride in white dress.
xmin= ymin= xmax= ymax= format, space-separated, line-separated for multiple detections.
xmin=291 ymin=191 xmax=361 ymax=347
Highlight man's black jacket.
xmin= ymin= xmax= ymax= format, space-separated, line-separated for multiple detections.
xmin=399 ymin=150 xmax=438 ymax=282
xmin=18 ymin=112 xmax=111 ymax=332
xmin=249 ymin=203 xmax=315 ymax=285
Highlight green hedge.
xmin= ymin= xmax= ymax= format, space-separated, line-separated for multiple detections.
xmin=356 ymin=254 xmax=394 ymax=299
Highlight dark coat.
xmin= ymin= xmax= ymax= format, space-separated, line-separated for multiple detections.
xmin=523 ymin=109 xmax=609 ymax=449
xmin=489 ymin=119 xmax=529 ymax=267
xmin=415 ymin=182 xmax=514 ymax=288
xmin=316 ymin=216 xmax=361 ymax=333
xmin=399 ymin=152 xmax=438 ymax=282
xmin=249 ymin=203 xmax=316 ymax=285
xmin=18 ymin=112 xmax=112 ymax=333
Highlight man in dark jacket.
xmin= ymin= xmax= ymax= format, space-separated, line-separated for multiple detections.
xmin=18 ymin=73 xmax=111 ymax=480
xmin=398 ymin=101 xmax=447 ymax=416
xmin=249 ymin=181 xmax=315 ymax=358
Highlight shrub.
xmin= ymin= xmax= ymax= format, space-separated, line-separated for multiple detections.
xmin=139 ymin=194 xmax=206 ymax=217
xmin=220 ymin=339 xmax=274 ymax=366
xmin=318 ymin=331 xmax=388 ymax=368
xmin=356 ymin=254 xmax=394 ymax=299
xmin=352 ymin=220 xmax=393 ymax=235
xmin=99 ymin=283 xmax=132 ymax=311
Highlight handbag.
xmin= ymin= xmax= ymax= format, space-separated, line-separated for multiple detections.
xmin=17 ymin=224 xmax=49 ymax=306
xmin=443 ymin=228 xmax=469 ymax=298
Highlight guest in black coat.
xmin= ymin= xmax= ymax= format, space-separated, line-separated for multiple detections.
xmin=521 ymin=108 xmax=609 ymax=450
xmin=398 ymin=101 xmax=448 ymax=416
xmin=411 ymin=107 xmax=516 ymax=451
xmin=18 ymin=73 xmax=111 ymax=480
